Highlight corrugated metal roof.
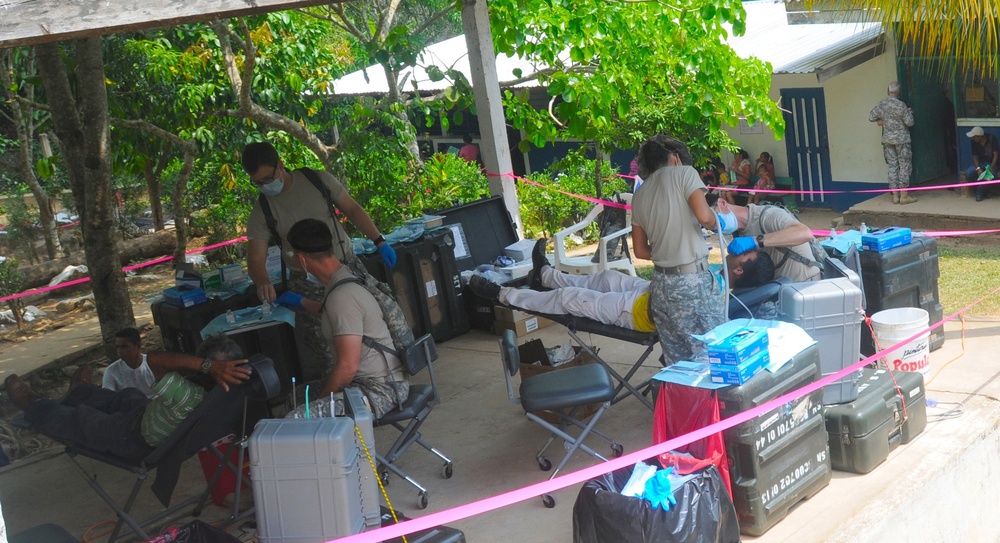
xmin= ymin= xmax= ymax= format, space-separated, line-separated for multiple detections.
xmin=332 ymin=35 xmax=553 ymax=96
xmin=729 ymin=1 xmax=883 ymax=74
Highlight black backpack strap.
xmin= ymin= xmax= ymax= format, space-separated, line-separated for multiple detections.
xmin=258 ymin=194 xmax=288 ymax=290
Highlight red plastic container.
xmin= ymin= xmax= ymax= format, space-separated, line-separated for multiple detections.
xmin=196 ymin=433 xmax=251 ymax=507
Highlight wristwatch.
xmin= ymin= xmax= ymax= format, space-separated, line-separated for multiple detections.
xmin=200 ymin=357 xmax=213 ymax=375
xmin=756 ymin=234 xmax=765 ymax=248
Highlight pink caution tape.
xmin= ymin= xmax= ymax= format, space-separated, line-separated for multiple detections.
xmin=327 ymin=285 xmax=994 ymax=543
xmin=0 ymin=235 xmax=248 ymax=304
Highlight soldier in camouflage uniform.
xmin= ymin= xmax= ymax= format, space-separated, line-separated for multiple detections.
xmin=869 ymin=81 xmax=917 ymax=204
xmin=283 ymin=219 xmax=408 ymax=419
xmin=630 ymin=134 xmax=729 ymax=366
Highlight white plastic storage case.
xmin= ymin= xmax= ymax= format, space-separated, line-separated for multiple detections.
xmin=778 ymin=277 xmax=865 ymax=405
xmin=343 ymin=387 xmax=380 ymax=529
xmin=250 ymin=389 xmax=380 ymax=543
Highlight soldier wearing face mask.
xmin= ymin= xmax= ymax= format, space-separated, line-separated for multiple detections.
xmin=241 ymin=141 xmax=396 ymax=383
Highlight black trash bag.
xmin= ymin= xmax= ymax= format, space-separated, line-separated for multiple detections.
xmin=573 ymin=464 xmax=740 ymax=543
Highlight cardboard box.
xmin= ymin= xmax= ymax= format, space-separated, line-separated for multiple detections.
xmin=201 ymin=269 xmax=222 ymax=290
xmin=707 ymin=326 xmax=769 ymax=365
xmin=494 ymin=305 xmax=533 ymax=323
xmin=710 ymin=349 xmax=770 ymax=385
xmin=516 ymin=339 xmax=601 ymax=422
xmin=862 ymin=227 xmax=912 ymax=253
xmin=504 ymin=239 xmax=537 ymax=262
xmin=219 ymin=264 xmax=246 ymax=286
xmin=494 ymin=314 xmax=552 ymax=337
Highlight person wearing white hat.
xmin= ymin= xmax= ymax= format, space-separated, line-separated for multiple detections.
xmin=964 ymin=126 xmax=1000 ymax=202
xmin=869 ymin=81 xmax=917 ymax=204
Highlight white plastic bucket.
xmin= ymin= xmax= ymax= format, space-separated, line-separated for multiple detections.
xmin=871 ymin=307 xmax=930 ymax=374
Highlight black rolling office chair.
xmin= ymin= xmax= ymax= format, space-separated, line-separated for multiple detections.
xmin=373 ymin=334 xmax=454 ymax=509
xmin=498 ymin=329 xmax=623 ymax=508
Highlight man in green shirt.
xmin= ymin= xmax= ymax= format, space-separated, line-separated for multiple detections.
xmin=4 ymin=335 xmax=250 ymax=460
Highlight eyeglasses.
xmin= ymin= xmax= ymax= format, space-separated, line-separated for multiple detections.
xmin=251 ymin=165 xmax=279 ymax=187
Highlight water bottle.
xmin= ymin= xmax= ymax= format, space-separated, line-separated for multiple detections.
xmin=225 ymin=310 xmax=236 ymax=324
xmin=261 ymin=299 xmax=272 ymax=317
xmin=859 ymin=222 xmax=867 ymax=235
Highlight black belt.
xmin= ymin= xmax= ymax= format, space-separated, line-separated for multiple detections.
xmin=654 ymin=259 xmax=708 ymax=275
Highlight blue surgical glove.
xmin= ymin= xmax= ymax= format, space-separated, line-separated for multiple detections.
xmin=642 ymin=468 xmax=677 ymax=511
xmin=377 ymin=242 xmax=397 ymax=269
xmin=274 ymin=291 xmax=304 ymax=310
xmin=727 ymin=236 xmax=758 ymax=255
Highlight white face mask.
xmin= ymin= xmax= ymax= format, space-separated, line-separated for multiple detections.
xmin=717 ymin=209 xmax=739 ymax=235
xmin=258 ymin=178 xmax=284 ymax=197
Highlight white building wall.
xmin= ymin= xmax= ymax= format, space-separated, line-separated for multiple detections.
xmin=724 ymin=39 xmax=898 ymax=186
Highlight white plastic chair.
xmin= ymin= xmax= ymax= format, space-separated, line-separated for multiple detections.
xmin=552 ymin=194 xmax=636 ymax=277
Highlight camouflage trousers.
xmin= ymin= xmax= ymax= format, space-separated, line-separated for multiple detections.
xmin=649 ymin=269 xmax=725 ymax=366
xmin=289 ymin=275 xmax=335 ymax=383
xmin=883 ymin=143 xmax=912 ymax=189
xmin=285 ymin=376 xmax=409 ymax=420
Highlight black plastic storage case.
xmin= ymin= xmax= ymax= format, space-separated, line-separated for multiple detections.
xmin=824 ymin=368 xmax=927 ymax=474
xmin=436 ymin=197 xmax=519 ymax=332
xmin=778 ymin=277 xmax=865 ymax=405
xmin=716 ymin=343 xmax=832 ymax=537
xmin=152 ymin=289 xmax=260 ymax=354
xmin=860 ymin=236 xmax=945 ymax=354
xmin=362 ymin=228 xmax=469 ymax=342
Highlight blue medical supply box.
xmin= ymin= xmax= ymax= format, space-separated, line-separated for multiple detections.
xmin=710 ymin=349 xmax=770 ymax=385
xmin=707 ymin=326 xmax=769 ymax=365
xmin=861 ymin=227 xmax=911 ymax=253
xmin=162 ymin=286 xmax=207 ymax=308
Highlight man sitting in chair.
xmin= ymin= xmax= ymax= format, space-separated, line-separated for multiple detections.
xmin=469 ymin=239 xmax=775 ymax=332
xmin=4 ymin=335 xmax=250 ymax=460
xmin=279 ymin=218 xmax=409 ymax=419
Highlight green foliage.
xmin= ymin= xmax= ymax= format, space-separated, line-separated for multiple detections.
xmin=413 ymin=153 xmax=490 ymax=212
xmin=2 ymin=195 xmax=39 ymax=264
xmin=0 ymin=258 xmax=25 ymax=329
xmin=330 ymin=102 xmax=417 ymax=231
xmin=517 ymin=147 xmax=629 ymax=240
xmin=490 ymin=0 xmax=784 ymax=160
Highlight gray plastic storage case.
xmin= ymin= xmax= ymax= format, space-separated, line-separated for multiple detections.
xmin=250 ymin=417 xmax=366 ymax=542
xmin=343 ymin=387 xmax=381 ymax=529
xmin=778 ymin=277 xmax=865 ymax=405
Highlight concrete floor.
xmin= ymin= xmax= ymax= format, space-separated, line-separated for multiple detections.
xmin=3 ymin=202 xmax=1000 ymax=542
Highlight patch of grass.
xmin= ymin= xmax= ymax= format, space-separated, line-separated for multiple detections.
xmin=938 ymin=246 xmax=1000 ymax=317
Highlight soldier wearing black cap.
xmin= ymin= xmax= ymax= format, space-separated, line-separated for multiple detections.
xmin=283 ymin=218 xmax=409 ymax=418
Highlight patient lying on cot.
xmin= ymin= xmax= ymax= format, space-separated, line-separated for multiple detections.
xmin=469 ymin=239 xmax=775 ymax=332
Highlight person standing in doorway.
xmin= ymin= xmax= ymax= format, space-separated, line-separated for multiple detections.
xmin=963 ymin=126 xmax=1000 ymax=202
xmin=869 ymin=81 xmax=916 ymax=204
xmin=457 ymin=134 xmax=480 ymax=165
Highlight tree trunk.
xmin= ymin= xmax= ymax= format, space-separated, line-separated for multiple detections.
xmin=143 ymin=151 xmax=168 ymax=231
xmin=171 ymin=151 xmax=195 ymax=263
xmin=594 ymin=141 xmax=604 ymax=200
xmin=19 ymin=229 xmax=177 ymax=289
xmin=36 ymin=38 xmax=135 ymax=361
xmin=1 ymin=49 xmax=62 ymax=260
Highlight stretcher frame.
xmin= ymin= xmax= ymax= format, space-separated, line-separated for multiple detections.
xmin=517 ymin=308 xmax=660 ymax=411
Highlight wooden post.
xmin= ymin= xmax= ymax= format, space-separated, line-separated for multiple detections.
xmin=461 ymin=0 xmax=524 ymax=237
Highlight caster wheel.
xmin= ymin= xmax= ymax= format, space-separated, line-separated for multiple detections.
xmin=443 ymin=462 xmax=454 ymax=479
xmin=612 ymin=443 xmax=624 ymax=457
xmin=538 ymin=457 xmax=552 ymax=471
xmin=541 ymin=494 xmax=556 ymax=508
xmin=418 ymin=491 xmax=429 ymax=509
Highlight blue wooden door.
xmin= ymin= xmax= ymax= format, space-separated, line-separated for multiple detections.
xmin=780 ymin=88 xmax=833 ymax=205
